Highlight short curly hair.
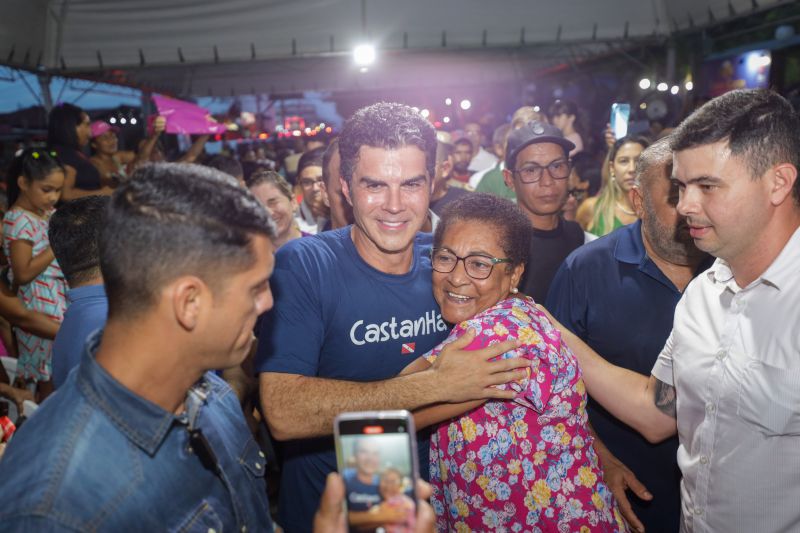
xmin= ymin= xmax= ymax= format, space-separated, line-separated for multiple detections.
xmin=338 ymin=102 xmax=436 ymax=185
xmin=434 ymin=193 xmax=531 ymax=268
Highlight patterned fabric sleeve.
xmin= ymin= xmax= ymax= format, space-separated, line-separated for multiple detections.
xmin=4 ymin=210 xmax=37 ymax=243
xmin=421 ymin=299 xmax=559 ymax=413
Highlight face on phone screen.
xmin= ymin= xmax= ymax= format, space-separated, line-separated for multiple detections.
xmin=338 ymin=431 xmax=417 ymax=532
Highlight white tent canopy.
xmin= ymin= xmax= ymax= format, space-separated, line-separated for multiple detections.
xmin=0 ymin=0 xmax=789 ymax=96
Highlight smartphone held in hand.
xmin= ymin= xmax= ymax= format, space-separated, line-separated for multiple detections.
xmin=610 ymin=103 xmax=631 ymax=139
xmin=334 ymin=411 xmax=419 ymax=533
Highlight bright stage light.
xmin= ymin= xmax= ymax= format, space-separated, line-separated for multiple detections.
xmin=353 ymin=44 xmax=376 ymax=66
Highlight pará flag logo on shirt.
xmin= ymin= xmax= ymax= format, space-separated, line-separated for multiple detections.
xmin=401 ymin=342 xmax=416 ymax=355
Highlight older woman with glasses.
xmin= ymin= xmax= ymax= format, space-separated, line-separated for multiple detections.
xmin=401 ymin=193 xmax=627 ymax=532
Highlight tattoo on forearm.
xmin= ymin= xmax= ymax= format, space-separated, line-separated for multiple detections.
xmin=654 ymin=379 xmax=677 ymax=418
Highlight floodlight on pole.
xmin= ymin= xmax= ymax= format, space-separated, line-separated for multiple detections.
xmin=420 ymin=109 xmax=430 ymax=118
xmin=444 ymin=98 xmax=452 ymax=106
xmin=670 ymin=85 xmax=679 ymax=95
xmin=460 ymin=99 xmax=471 ymax=110
xmin=443 ymin=116 xmax=451 ymax=123
xmin=353 ymin=44 xmax=376 ymax=66
xmin=639 ymin=78 xmax=651 ymax=90
xmin=685 ymin=81 xmax=694 ymax=91
xmin=657 ymin=82 xmax=668 ymax=92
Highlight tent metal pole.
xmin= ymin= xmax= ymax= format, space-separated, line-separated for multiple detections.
xmin=37 ymin=74 xmax=54 ymax=112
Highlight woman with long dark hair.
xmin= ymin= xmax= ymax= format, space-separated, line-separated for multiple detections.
xmin=47 ymin=103 xmax=114 ymax=201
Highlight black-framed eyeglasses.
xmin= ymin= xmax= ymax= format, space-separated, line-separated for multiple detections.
xmin=513 ymin=159 xmax=572 ymax=184
xmin=430 ymin=248 xmax=512 ymax=280
xmin=299 ymin=177 xmax=324 ymax=189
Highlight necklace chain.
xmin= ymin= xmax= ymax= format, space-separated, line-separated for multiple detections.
xmin=615 ymin=201 xmax=635 ymax=216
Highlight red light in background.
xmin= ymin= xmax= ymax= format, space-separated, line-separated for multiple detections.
xmin=363 ymin=426 xmax=384 ymax=434
xmin=258 ymin=132 xmax=268 ymax=139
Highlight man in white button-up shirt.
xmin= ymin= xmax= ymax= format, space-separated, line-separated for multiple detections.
xmin=552 ymin=89 xmax=800 ymax=533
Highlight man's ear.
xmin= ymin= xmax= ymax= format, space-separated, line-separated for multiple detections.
xmin=510 ymin=263 xmax=525 ymax=290
xmin=769 ymin=163 xmax=798 ymax=206
xmin=630 ymin=186 xmax=645 ymax=218
xmin=502 ymin=168 xmax=516 ymax=193
xmin=340 ymin=177 xmax=353 ymax=207
xmin=170 ymin=276 xmax=207 ymax=331
xmin=441 ymin=157 xmax=453 ymax=179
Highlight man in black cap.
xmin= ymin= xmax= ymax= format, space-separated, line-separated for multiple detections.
xmin=503 ymin=121 xmax=593 ymax=302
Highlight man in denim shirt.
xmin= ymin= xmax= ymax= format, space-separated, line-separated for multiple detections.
xmin=0 ymin=163 xmax=276 ymax=532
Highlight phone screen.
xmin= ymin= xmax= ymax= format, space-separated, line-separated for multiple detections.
xmin=610 ymin=103 xmax=631 ymax=139
xmin=335 ymin=412 xmax=418 ymax=532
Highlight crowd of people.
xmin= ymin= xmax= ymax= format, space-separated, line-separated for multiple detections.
xmin=0 ymin=87 xmax=796 ymax=533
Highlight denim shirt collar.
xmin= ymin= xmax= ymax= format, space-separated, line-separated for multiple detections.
xmin=77 ymin=330 xmax=190 ymax=456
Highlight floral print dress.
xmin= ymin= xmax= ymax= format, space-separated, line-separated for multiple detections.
xmin=423 ymin=296 xmax=627 ymax=532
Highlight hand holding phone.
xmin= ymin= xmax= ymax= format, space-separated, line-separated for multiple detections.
xmin=610 ymin=103 xmax=631 ymax=140
xmin=334 ymin=411 xmax=419 ymax=532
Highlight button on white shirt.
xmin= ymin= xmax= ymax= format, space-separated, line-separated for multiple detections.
xmin=652 ymin=226 xmax=800 ymax=533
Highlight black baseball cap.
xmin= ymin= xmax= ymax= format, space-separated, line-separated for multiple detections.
xmin=505 ymin=120 xmax=575 ymax=170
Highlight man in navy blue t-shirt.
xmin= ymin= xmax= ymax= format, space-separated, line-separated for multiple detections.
xmin=257 ymin=103 xmax=526 ymax=532
xmin=546 ymin=138 xmax=712 ymax=532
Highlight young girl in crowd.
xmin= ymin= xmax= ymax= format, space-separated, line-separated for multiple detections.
xmin=3 ymin=150 xmax=67 ymax=399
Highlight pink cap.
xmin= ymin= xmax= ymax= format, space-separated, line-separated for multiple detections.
xmin=90 ymin=121 xmax=119 ymax=138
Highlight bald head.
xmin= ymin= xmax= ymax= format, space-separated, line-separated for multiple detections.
xmin=634 ymin=137 xmax=673 ymax=195
xmin=633 ymin=135 xmax=706 ymax=265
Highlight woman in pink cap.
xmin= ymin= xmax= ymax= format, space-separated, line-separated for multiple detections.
xmin=89 ymin=116 xmax=165 ymax=186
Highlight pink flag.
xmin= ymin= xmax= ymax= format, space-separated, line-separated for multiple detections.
xmin=152 ymin=94 xmax=227 ymax=135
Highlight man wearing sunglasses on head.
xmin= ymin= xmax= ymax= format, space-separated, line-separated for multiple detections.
xmin=503 ymin=121 xmax=596 ymax=303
